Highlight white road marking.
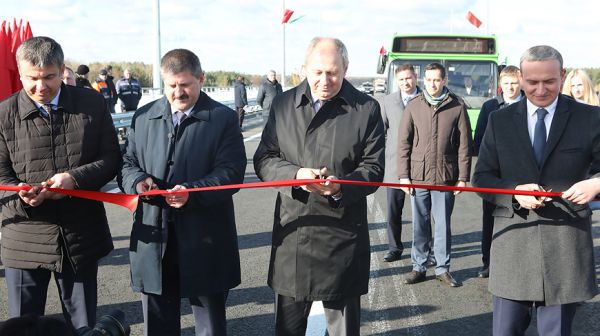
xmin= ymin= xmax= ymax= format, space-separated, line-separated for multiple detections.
xmin=244 ymin=132 xmax=262 ymax=142
xmin=367 ymin=194 xmax=427 ymax=336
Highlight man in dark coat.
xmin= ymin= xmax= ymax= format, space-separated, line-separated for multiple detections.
xmin=233 ymin=75 xmax=247 ymax=128
xmin=120 ymin=48 xmax=246 ymax=336
xmin=254 ymin=37 xmax=384 ymax=336
xmin=472 ymin=65 xmax=524 ymax=279
xmin=473 ymin=45 xmax=600 ymax=335
xmin=0 ymin=36 xmax=120 ymax=333
xmin=256 ymin=69 xmax=283 ymax=112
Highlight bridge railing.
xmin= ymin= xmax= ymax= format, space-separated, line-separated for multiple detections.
xmin=112 ymin=98 xmax=262 ymax=131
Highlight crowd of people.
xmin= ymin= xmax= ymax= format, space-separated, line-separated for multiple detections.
xmin=0 ymin=35 xmax=599 ymax=336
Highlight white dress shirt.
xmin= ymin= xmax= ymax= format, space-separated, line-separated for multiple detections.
xmin=526 ymin=97 xmax=558 ymax=145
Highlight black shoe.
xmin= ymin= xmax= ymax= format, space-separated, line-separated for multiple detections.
xmin=436 ymin=272 xmax=461 ymax=287
xmin=426 ymin=258 xmax=436 ymax=268
xmin=383 ymin=250 xmax=402 ymax=262
xmin=404 ymin=270 xmax=426 ymax=284
xmin=477 ymin=266 xmax=489 ymax=278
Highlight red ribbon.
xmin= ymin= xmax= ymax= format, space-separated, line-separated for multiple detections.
xmin=0 ymin=180 xmax=565 ymax=213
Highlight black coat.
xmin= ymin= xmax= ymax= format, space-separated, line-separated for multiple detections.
xmin=473 ymin=91 xmax=524 ymax=154
xmin=256 ymin=79 xmax=283 ymax=111
xmin=120 ymin=92 xmax=246 ymax=297
xmin=253 ymin=80 xmax=385 ymax=301
xmin=234 ymin=80 xmax=247 ymax=108
xmin=0 ymin=84 xmax=120 ymax=272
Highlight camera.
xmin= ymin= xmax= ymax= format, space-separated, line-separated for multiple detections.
xmin=77 ymin=309 xmax=130 ymax=336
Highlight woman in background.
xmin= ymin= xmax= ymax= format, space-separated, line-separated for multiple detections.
xmin=562 ymin=68 xmax=599 ymax=105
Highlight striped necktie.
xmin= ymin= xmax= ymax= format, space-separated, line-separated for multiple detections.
xmin=40 ymin=103 xmax=53 ymax=118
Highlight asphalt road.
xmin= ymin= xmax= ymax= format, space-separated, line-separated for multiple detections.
xmin=0 ymin=113 xmax=599 ymax=335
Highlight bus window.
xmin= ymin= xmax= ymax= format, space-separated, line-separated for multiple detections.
xmin=445 ymin=61 xmax=497 ymax=110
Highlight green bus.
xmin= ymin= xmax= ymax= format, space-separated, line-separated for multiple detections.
xmin=377 ymin=34 xmax=500 ymax=132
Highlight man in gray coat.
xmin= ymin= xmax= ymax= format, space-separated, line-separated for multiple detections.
xmin=378 ymin=63 xmax=421 ymax=262
xmin=254 ymin=37 xmax=384 ymax=336
xmin=473 ymin=45 xmax=600 ymax=335
xmin=120 ymin=48 xmax=246 ymax=335
xmin=256 ymin=69 xmax=283 ymax=112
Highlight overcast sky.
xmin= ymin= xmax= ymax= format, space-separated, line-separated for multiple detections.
xmin=2 ymin=0 xmax=597 ymax=77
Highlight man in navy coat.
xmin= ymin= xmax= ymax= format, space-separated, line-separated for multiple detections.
xmin=120 ymin=49 xmax=246 ymax=336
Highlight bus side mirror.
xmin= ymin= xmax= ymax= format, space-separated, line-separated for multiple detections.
xmin=376 ymin=54 xmax=387 ymax=74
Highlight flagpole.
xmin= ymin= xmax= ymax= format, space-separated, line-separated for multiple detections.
xmin=282 ymin=0 xmax=286 ymax=90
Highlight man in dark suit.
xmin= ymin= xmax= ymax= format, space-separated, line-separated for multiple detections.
xmin=254 ymin=37 xmax=384 ymax=336
xmin=472 ymin=65 xmax=524 ymax=278
xmin=378 ymin=63 xmax=421 ymax=262
xmin=473 ymin=45 xmax=600 ymax=336
xmin=120 ymin=48 xmax=246 ymax=335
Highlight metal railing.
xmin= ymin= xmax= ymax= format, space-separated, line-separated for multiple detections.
xmin=112 ymin=98 xmax=262 ymax=130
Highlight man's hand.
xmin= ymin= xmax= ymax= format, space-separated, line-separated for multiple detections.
xmin=18 ymin=183 xmax=45 ymax=207
xmin=136 ymin=176 xmax=158 ymax=200
xmin=562 ymin=178 xmax=600 ymax=205
xmin=165 ymin=185 xmax=189 ymax=208
xmin=514 ymin=184 xmax=548 ymax=210
xmin=43 ymin=172 xmax=76 ymax=200
xmin=454 ymin=181 xmax=467 ymax=195
xmin=399 ymin=178 xmax=412 ymax=195
xmin=296 ymin=167 xmax=340 ymax=196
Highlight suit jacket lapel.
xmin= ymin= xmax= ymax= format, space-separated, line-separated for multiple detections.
xmin=542 ymin=96 xmax=570 ymax=168
xmin=512 ymin=99 xmax=538 ymax=169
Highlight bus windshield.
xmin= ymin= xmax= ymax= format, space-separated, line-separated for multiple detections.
xmin=387 ymin=59 xmax=497 ymax=110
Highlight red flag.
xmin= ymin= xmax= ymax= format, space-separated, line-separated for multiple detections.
xmin=466 ymin=11 xmax=482 ymax=28
xmin=282 ymin=9 xmax=294 ymax=24
xmin=0 ymin=21 xmax=13 ymax=101
xmin=21 ymin=21 xmax=32 ymax=41
xmin=379 ymin=46 xmax=386 ymax=55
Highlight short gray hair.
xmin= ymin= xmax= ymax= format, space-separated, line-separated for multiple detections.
xmin=304 ymin=37 xmax=349 ymax=69
xmin=160 ymin=48 xmax=203 ymax=77
xmin=520 ymin=45 xmax=563 ymax=70
xmin=16 ymin=36 xmax=64 ymax=69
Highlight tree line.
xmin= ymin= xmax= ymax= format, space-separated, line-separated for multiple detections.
xmin=65 ymin=60 xmax=271 ymax=88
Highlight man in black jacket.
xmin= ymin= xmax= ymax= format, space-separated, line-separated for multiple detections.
xmin=0 ymin=36 xmax=120 ymax=333
xmin=473 ymin=65 xmax=523 ymax=278
xmin=256 ymin=70 xmax=283 ymax=112
xmin=234 ymin=75 xmax=247 ymax=128
xmin=254 ymin=37 xmax=384 ymax=336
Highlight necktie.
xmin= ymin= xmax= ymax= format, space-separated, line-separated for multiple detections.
xmin=533 ymin=108 xmax=548 ymax=168
xmin=40 ymin=103 xmax=53 ymax=118
xmin=174 ymin=111 xmax=187 ymax=127
xmin=313 ymin=100 xmax=321 ymax=113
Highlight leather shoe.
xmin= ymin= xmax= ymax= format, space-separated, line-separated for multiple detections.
xmin=477 ymin=266 xmax=489 ymax=278
xmin=426 ymin=258 xmax=436 ymax=268
xmin=383 ymin=250 xmax=402 ymax=262
xmin=436 ymin=272 xmax=461 ymax=287
xmin=403 ymin=270 xmax=426 ymax=284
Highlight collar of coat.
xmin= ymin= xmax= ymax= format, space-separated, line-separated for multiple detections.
xmin=147 ymin=91 xmax=211 ymax=122
xmin=294 ymin=79 xmax=356 ymax=109
xmin=18 ymin=83 xmax=78 ymax=120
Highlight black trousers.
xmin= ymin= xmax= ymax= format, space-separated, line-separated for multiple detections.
xmin=5 ymin=261 xmax=98 ymax=333
xmin=142 ymin=220 xmax=229 ymax=336
xmin=386 ymin=188 xmax=406 ymax=252
xmin=492 ymin=296 xmax=577 ymax=336
xmin=236 ymin=107 xmax=245 ymax=128
xmin=481 ymin=199 xmax=495 ymax=267
xmin=274 ymin=294 xmax=361 ymax=336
